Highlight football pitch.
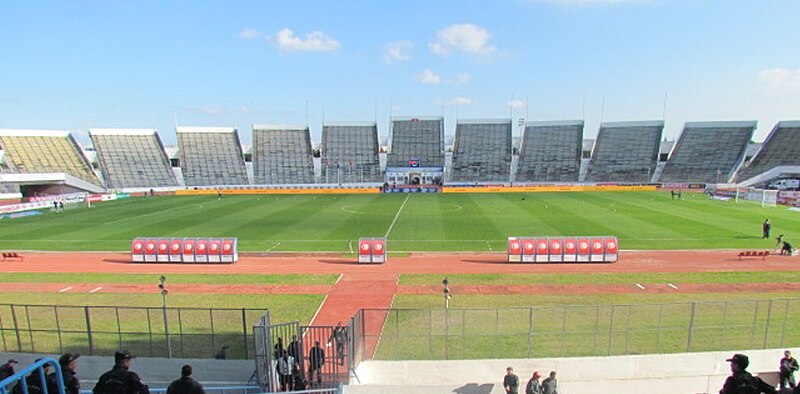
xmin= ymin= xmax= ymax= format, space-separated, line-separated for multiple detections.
xmin=0 ymin=190 xmax=796 ymax=252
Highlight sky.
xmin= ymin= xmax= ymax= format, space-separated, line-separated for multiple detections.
xmin=1 ymin=0 xmax=799 ymax=146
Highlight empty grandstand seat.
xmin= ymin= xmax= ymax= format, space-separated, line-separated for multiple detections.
xmin=177 ymin=127 xmax=249 ymax=186
xmin=449 ymin=119 xmax=512 ymax=183
xmin=736 ymin=121 xmax=800 ymax=182
xmin=516 ymin=120 xmax=583 ymax=182
xmin=387 ymin=117 xmax=445 ymax=168
xmin=321 ymin=122 xmax=382 ymax=183
xmin=585 ymin=121 xmax=663 ymax=183
xmin=660 ymin=121 xmax=755 ymax=183
xmin=252 ymin=125 xmax=315 ymax=184
xmin=0 ymin=130 xmax=101 ymax=186
xmin=90 ymin=128 xmax=178 ymax=188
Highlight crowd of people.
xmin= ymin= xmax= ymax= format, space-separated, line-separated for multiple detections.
xmin=502 ymin=367 xmax=558 ymax=394
xmin=1 ymin=350 xmax=206 ymax=394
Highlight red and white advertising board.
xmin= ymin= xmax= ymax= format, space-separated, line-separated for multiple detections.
xmin=358 ymin=238 xmax=372 ymax=263
xmin=604 ymin=237 xmax=619 ymax=262
xmin=522 ymin=238 xmax=536 ymax=262
xmin=590 ymin=238 xmax=605 ymax=262
xmin=220 ymin=239 xmax=238 ymax=263
xmin=507 ymin=238 xmax=522 ymax=262
xmin=144 ymin=239 xmax=158 ymax=262
xmin=207 ymin=240 xmax=221 ymax=263
xmin=549 ymin=238 xmax=564 ymax=263
xmin=131 ymin=239 xmax=145 ymax=263
xmin=182 ymin=239 xmax=196 ymax=263
xmin=535 ymin=239 xmax=550 ymax=263
xmin=169 ymin=239 xmax=183 ymax=262
xmin=372 ymin=238 xmax=386 ymax=263
xmin=357 ymin=237 xmax=387 ymax=264
xmin=576 ymin=238 xmax=591 ymax=263
xmin=563 ymin=238 xmax=577 ymax=263
xmin=195 ymin=239 xmax=209 ymax=263
xmin=156 ymin=239 xmax=170 ymax=263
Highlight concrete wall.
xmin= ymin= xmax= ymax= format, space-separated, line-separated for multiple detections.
xmin=347 ymin=348 xmax=788 ymax=394
xmin=0 ymin=352 xmax=254 ymax=389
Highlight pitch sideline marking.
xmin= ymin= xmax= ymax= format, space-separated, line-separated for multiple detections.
xmin=385 ymin=194 xmax=411 ymax=238
xmin=88 ymin=287 xmax=103 ymax=293
xmin=266 ymin=242 xmax=281 ymax=252
xmin=59 ymin=286 xmax=73 ymax=293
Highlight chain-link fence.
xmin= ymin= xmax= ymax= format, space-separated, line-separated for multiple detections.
xmin=359 ymin=298 xmax=800 ymax=361
xmin=0 ymin=304 xmax=267 ymax=359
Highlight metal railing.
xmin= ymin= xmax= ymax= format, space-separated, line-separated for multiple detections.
xmin=355 ymin=298 xmax=800 ymax=362
xmin=0 ymin=357 xmax=64 ymax=394
xmin=0 ymin=304 xmax=267 ymax=359
xmin=79 ymin=386 xmax=263 ymax=394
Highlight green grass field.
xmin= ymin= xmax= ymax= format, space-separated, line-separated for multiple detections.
xmin=0 ymin=191 xmax=795 ymax=251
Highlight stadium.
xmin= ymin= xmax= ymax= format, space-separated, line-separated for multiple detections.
xmin=1 ymin=115 xmax=800 ymax=394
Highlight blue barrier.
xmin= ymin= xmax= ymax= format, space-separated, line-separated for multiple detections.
xmin=0 ymin=358 xmax=64 ymax=394
xmin=78 ymin=386 xmax=336 ymax=394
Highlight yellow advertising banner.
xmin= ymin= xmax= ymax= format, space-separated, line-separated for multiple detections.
xmin=175 ymin=187 xmax=380 ymax=196
xmin=442 ymin=185 xmax=657 ymax=193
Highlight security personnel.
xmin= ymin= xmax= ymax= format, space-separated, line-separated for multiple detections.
xmin=93 ymin=350 xmax=150 ymax=394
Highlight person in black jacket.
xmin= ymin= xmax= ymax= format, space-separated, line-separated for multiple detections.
xmin=720 ymin=353 xmax=776 ymax=394
xmin=54 ymin=353 xmax=80 ymax=394
xmin=166 ymin=365 xmax=205 ymax=394
xmin=503 ymin=367 xmax=519 ymax=394
xmin=93 ymin=350 xmax=150 ymax=394
xmin=13 ymin=359 xmax=56 ymax=394
xmin=0 ymin=359 xmax=18 ymax=381
xmin=308 ymin=340 xmax=325 ymax=386
xmin=781 ymin=350 xmax=800 ymax=390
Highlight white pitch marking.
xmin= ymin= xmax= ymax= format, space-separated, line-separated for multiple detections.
xmin=266 ymin=242 xmax=281 ymax=252
xmin=635 ymin=283 xmax=646 ymax=290
xmin=486 ymin=241 xmax=494 ymax=252
xmin=385 ymin=194 xmax=411 ymax=238
xmin=88 ymin=287 xmax=103 ymax=293
xmin=667 ymin=283 xmax=678 ymax=289
xmin=58 ymin=286 xmax=73 ymax=293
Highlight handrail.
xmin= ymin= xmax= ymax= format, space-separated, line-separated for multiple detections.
xmin=0 ymin=357 xmax=64 ymax=394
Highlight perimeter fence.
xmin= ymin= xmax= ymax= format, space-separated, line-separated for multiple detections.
xmin=353 ymin=298 xmax=800 ymax=362
xmin=0 ymin=304 xmax=266 ymax=359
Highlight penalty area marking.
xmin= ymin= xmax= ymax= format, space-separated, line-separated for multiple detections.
xmin=635 ymin=283 xmax=646 ymax=290
xmin=667 ymin=283 xmax=678 ymax=289
xmin=88 ymin=287 xmax=103 ymax=293
xmin=59 ymin=286 xmax=73 ymax=293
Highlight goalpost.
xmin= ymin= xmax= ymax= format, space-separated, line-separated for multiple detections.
xmin=733 ymin=187 xmax=777 ymax=207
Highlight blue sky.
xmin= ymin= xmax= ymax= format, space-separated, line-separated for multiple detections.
xmin=1 ymin=0 xmax=799 ymax=145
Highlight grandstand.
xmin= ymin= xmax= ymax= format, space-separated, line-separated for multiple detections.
xmin=386 ymin=117 xmax=444 ymax=185
xmin=585 ymin=121 xmax=663 ymax=183
xmin=90 ymin=128 xmax=178 ymax=189
xmin=177 ymin=127 xmax=249 ymax=186
xmin=0 ymin=129 xmax=101 ymax=187
xmin=449 ymin=119 xmax=512 ymax=183
xmin=659 ymin=121 xmax=754 ymax=183
xmin=252 ymin=125 xmax=315 ymax=184
xmin=321 ymin=122 xmax=382 ymax=183
xmin=736 ymin=120 xmax=800 ymax=183
xmin=516 ymin=120 xmax=583 ymax=182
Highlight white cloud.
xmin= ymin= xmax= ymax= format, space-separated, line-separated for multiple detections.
xmin=190 ymin=106 xmax=227 ymax=116
xmin=429 ymin=23 xmax=496 ymax=56
xmin=274 ymin=28 xmax=340 ymax=53
xmin=507 ymin=100 xmax=525 ymax=109
xmin=456 ymin=73 xmax=471 ymax=84
xmin=239 ymin=28 xmax=263 ymax=39
xmin=452 ymin=97 xmax=474 ymax=106
xmin=758 ymin=68 xmax=800 ymax=91
xmin=418 ymin=69 xmax=442 ymax=84
xmin=384 ymin=41 xmax=413 ymax=64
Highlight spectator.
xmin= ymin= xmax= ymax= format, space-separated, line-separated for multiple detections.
xmin=93 ymin=350 xmax=150 ymax=394
xmin=166 ymin=365 xmax=205 ymax=394
xmin=763 ymin=219 xmax=772 ymax=239
xmin=287 ymin=335 xmax=300 ymax=360
xmin=308 ymin=340 xmax=325 ymax=386
xmin=781 ymin=350 xmax=799 ymax=391
xmin=273 ymin=337 xmax=284 ymax=359
xmin=13 ymin=359 xmax=56 ymax=394
xmin=0 ymin=359 xmax=18 ymax=381
xmin=56 ymin=353 xmax=80 ymax=394
xmin=719 ymin=353 xmax=776 ymax=394
xmin=291 ymin=363 xmax=306 ymax=391
xmin=276 ymin=349 xmax=294 ymax=392
xmin=503 ymin=366 xmax=519 ymax=394
xmin=542 ymin=371 xmax=558 ymax=394
xmin=525 ymin=371 xmax=542 ymax=394
xmin=214 ymin=345 xmax=229 ymax=360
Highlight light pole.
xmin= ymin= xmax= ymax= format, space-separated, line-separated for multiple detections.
xmin=442 ymin=277 xmax=451 ymax=309
xmin=159 ymin=275 xmax=172 ymax=358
